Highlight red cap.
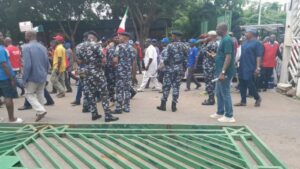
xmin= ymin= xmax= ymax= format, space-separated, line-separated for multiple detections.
xmin=53 ymin=35 xmax=64 ymax=42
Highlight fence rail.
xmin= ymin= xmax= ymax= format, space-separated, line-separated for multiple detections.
xmin=0 ymin=124 xmax=287 ymax=169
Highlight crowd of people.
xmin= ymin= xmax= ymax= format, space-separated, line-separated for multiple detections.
xmin=0 ymin=22 xmax=282 ymax=123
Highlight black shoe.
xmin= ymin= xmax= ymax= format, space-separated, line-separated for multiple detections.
xmin=71 ymin=101 xmax=80 ymax=106
xmin=157 ymin=101 xmax=166 ymax=111
xmin=202 ymin=96 xmax=215 ymax=106
xmin=45 ymin=102 xmax=54 ymax=106
xmin=255 ymin=98 xmax=262 ymax=107
xmin=171 ymin=101 xmax=177 ymax=112
xmin=18 ymin=106 xmax=32 ymax=111
xmin=20 ymin=88 xmax=25 ymax=96
xmin=92 ymin=114 xmax=102 ymax=121
xmin=105 ymin=114 xmax=119 ymax=122
xmin=234 ymin=102 xmax=247 ymax=106
xmin=195 ymin=84 xmax=201 ymax=89
xmin=66 ymin=89 xmax=72 ymax=93
xmin=82 ymin=108 xmax=89 ymax=113
xmin=131 ymin=90 xmax=137 ymax=99
xmin=123 ymin=108 xmax=130 ymax=113
xmin=263 ymin=89 xmax=267 ymax=92
xmin=112 ymin=110 xmax=122 ymax=114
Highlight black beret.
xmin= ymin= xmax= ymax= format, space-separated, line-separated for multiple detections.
xmin=171 ymin=30 xmax=183 ymax=36
xmin=118 ymin=32 xmax=131 ymax=37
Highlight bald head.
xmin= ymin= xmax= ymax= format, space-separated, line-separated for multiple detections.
xmin=25 ymin=31 xmax=37 ymax=42
xmin=216 ymin=23 xmax=228 ymax=37
xmin=4 ymin=37 xmax=12 ymax=46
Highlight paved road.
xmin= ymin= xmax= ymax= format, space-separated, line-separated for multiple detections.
xmin=0 ymin=75 xmax=299 ymax=168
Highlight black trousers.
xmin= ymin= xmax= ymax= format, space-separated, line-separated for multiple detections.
xmin=261 ymin=67 xmax=273 ymax=90
xmin=239 ymin=77 xmax=260 ymax=104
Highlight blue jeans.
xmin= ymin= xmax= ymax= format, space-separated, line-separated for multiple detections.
xmin=216 ymin=78 xmax=233 ymax=118
xmin=75 ymin=80 xmax=83 ymax=104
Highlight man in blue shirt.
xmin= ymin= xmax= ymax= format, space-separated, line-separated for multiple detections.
xmin=234 ymin=28 xmax=262 ymax=107
xmin=210 ymin=23 xmax=236 ymax=123
xmin=22 ymin=31 xmax=49 ymax=122
xmin=185 ymin=39 xmax=201 ymax=91
xmin=0 ymin=31 xmax=22 ymax=123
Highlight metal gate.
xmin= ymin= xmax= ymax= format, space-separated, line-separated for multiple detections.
xmin=0 ymin=124 xmax=287 ymax=169
xmin=288 ymin=38 xmax=300 ymax=84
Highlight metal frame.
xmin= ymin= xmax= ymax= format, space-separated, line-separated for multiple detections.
xmin=0 ymin=124 xmax=287 ymax=169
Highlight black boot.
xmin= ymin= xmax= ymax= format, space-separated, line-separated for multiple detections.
xmin=105 ymin=113 xmax=119 ymax=122
xmin=130 ymin=88 xmax=137 ymax=99
xmin=92 ymin=114 xmax=102 ymax=121
xmin=171 ymin=101 xmax=177 ymax=112
xmin=20 ymin=88 xmax=25 ymax=96
xmin=202 ymin=96 xmax=215 ymax=105
xmin=209 ymin=96 xmax=215 ymax=105
xmin=157 ymin=100 xmax=166 ymax=111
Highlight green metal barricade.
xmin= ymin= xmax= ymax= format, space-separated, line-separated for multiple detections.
xmin=0 ymin=124 xmax=287 ymax=169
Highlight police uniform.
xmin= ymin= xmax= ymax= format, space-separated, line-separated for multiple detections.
xmin=202 ymin=40 xmax=218 ymax=105
xmin=157 ymin=31 xmax=189 ymax=112
xmin=113 ymin=41 xmax=136 ymax=113
xmin=105 ymin=46 xmax=116 ymax=102
xmin=76 ymin=41 xmax=118 ymax=122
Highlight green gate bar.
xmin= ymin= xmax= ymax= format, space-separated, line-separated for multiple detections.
xmin=0 ymin=124 xmax=287 ymax=169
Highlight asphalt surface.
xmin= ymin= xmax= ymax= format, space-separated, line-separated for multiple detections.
xmin=0 ymin=74 xmax=299 ymax=168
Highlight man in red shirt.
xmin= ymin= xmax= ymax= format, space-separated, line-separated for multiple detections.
xmin=261 ymin=34 xmax=282 ymax=91
xmin=5 ymin=37 xmax=25 ymax=95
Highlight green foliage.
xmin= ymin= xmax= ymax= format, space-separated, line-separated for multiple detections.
xmin=0 ymin=0 xmax=286 ymax=43
xmin=240 ymin=2 xmax=286 ymax=25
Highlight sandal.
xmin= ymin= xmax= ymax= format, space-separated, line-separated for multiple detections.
xmin=36 ymin=112 xmax=47 ymax=122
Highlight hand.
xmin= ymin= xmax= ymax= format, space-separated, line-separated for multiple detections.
xmin=210 ymin=52 xmax=216 ymax=58
xmin=255 ymin=68 xmax=260 ymax=76
xmin=219 ymin=73 xmax=225 ymax=81
xmin=101 ymin=58 xmax=107 ymax=64
xmin=113 ymin=57 xmax=118 ymax=65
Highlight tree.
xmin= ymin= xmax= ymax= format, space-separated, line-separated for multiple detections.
xmin=0 ymin=0 xmax=110 ymax=45
xmin=118 ymin=0 xmax=184 ymax=46
xmin=241 ymin=2 xmax=286 ymax=25
xmin=30 ymin=0 xmax=110 ymax=46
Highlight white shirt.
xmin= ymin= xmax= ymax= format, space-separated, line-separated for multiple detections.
xmin=144 ymin=45 xmax=158 ymax=76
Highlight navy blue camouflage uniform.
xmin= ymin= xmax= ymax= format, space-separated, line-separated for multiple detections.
xmin=161 ymin=41 xmax=189 ymax=103
xmin=105 ymin=47 xmax=116 ymax=102
xmin=75 ymin=42 xmax=89 ymax=111
xmin=114 ymin=42 xmax=136 ymax=112
xmin=76 ymin=41 xmax=111 ymax=118
xmin=202 ymin=41 xmax=218 ymax=97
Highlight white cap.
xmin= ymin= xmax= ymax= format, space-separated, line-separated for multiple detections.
xmin=208 ymin=30 xmax=217 ymax=36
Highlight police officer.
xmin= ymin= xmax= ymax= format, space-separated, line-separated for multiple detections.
xmin=105 ymin=37 xmax=118 ymax=105
xmin=113 ymin=32 xmax=136 ymax=114
xmin=157 ymin=38 xmax=170 ymax=85
xmin=73 ymin=32 xmax=89 ymax=113
xmin=157 ymin=31 xmax=189 ymax=112
xmin=76 ymin=31 xmax=118 ymax=122
xmin=202 ymin=31 xmax=218 ymax=105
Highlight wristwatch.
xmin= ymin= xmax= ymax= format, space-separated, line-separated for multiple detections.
xmin=222 ymin=70 xmax=226 ymax=74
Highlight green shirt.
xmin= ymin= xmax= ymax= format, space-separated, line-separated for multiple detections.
xmin=215 ymin=34 xmax=235 ymax=78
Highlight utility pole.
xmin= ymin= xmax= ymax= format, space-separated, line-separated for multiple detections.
xmin=258 ymin=0 xmax=262 ymax=25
